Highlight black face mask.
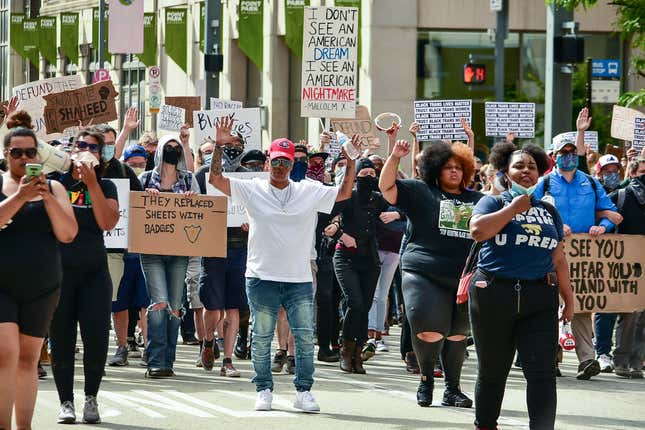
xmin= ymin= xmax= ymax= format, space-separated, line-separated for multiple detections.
xmin=163 ymin=145 xmax=181 ymax=165
xmin=356 ymin=175 xmax=378 ymax=202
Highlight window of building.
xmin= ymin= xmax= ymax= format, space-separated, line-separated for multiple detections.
xmin=120 ymin=54 xmax=146 ymax=141
xmin=45 ymin=62 xmax=56 ymax=79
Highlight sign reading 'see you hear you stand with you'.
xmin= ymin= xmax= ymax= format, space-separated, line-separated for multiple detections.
xmin=128 ymin=192 xmax=228 ymax=258
xmin=564 ymin=234 xmax=645 ymax=314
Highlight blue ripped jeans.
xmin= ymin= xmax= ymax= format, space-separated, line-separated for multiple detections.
xmin=141 ymin=254 xmax=189 ymax=369
xmin=246 ymin=278 xmax=314 ymax=392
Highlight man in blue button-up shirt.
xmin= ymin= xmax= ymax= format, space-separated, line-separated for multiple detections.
xmin=533 ymin=108 xmax=617 ymax=381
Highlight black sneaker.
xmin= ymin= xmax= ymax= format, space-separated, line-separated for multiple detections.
xmin=442 ymin=388 xmax=473 ymax=408
xmin=139 ymin=351 xmax=148 ymax=368
xmin=317 ymin=348 xmax=340 ymax=363
xmin=576 ymin=359 xmax=601 ymax=380
xmin=182 ymin=334 xmax=200 ymax=346
xmin=286 ymin=355 xmax=296 ymax=374
xmin=108 ymin=346 xmax=129 ymax=366
xmin=213 ymin=339 xmax=221 ymax=360
xmin=361 ymin=341 xmax=376 ymax=362
xmin=127 ymin=340 xmax=142 ymax=358
xmin=416 ymin=378 xmax=433 ymax=407
xmin=234 ymin=336 xmax=248 ymax=360
xmin=145 ymin=368 xmax=174 ymax=378
xmin=630 ymin=368 xmax=644 ymax=379
xmin=271 ymin=349 xmax=287 ymax=373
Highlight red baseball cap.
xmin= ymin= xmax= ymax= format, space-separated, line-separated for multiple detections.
xmin=269 ymin=138 xmax=295 ymax=161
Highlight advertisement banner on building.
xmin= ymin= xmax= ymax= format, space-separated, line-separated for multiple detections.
xmin=109 ymin=0 xmax=144 ymax=54
xmin=199 ymin=2 xmax=205 ymax=53
xmin=285 ymin=0 xmax=309 ymax=57
xmin=301 ymin=6 xmax=358 ymax=119
xmin=140 ymin=13 xmax=157 ymax=67
xmin=23 ymin=19 xmax=40 ymax=68
xmin=60 ymin=13 xmax=79 ymax=65
xmin=238 ymin=1 xmax=263 ymax=70
xmin=38 ymin=16 xmax=57 ymax=65
xmin=193 ymin=108 xmax=262 ymax=151
xmin=10 ymin=14 xmax=25 ymax=57
xmin=165 ymin=8 xmax=188 ymax=73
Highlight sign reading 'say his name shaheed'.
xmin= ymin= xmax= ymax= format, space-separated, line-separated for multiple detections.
xmin=301 ymin=6 xmax=358 ymax=119
xmin=43 ymin=81 xmax=119 ymax=134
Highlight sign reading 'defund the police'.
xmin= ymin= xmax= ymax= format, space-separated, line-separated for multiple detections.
xmin=414 ymin=100 xmax=472 ymax=141
xmin=591 ymin=59 xmax=621 ymax=79
xmin=485 ymin=102 xmax=535 ymax=138
xmin=301 ymin=6 xmax=358 ymax=119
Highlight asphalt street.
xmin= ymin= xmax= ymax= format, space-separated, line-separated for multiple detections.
xmin=32 ymin=326 xmax=644 ymax=430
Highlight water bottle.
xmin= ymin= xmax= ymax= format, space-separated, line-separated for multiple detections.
xmin=337 ymin=131 xmax=360 ymax=160
xmin=37 ymin=139 xmax=72 ymax=174
xmin=559 ymin=322 xmax=576 ymax=351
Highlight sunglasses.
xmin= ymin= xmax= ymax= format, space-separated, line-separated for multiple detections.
xmin=9 ymin=147 xmax=38 ymax=159
xmin=270 ymin=158 xmax=293 ymax=168
xmin=76 ymin=141 xmax=100 ymax=153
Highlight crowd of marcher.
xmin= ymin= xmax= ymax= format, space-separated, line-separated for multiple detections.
xmin=0 ymin=96 xmax=643 ymax=430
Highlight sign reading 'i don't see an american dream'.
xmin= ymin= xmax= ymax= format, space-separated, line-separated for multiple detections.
xmin=301 ymin=6 xmax=358 ymax=119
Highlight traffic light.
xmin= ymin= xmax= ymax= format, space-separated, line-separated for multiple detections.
xmin=463 ymin=63 xmax=486 ymax=85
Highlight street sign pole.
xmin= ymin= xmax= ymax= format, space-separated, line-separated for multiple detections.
xmin=585 ymin=57 xmax=592 ymax=112
xmin=494 ymin=0 xmax=509 ymax=101
xmin=204 ymin=0 xmax=223 ymax=103
xmin=98 ymin=0 xmax=106 ymax=68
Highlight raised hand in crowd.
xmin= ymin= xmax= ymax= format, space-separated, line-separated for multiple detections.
xmin=575 ymin=107 xmax=592 ymax=156
xmin=408 ymin=122 xmax=419 ymax=138
xmin=320 ymin=131 xmax=331 ymax=151
xmin=460 ymin=117 xmax=475 ymax=150
xmin=115 ymin=106 xmax=141 ymax=159
xmin=386 ymin=121 xmax=401 ymax=154
xmin=0 ymin=96 xmax=19 ymax=126
xmin=391 ymin=139 xmax=411 ymax=159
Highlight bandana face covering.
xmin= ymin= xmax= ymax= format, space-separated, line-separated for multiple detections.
xmin=222 ymin=146 xmax=245 ymax=172
xmin=602 ymin=172 xmax=621 ymax=190
xmin=306 ymin=163 xmax=326 ymax=182
xmin=556 ymin=153 xmax=578 ymax=171
xmin=290 ymin=160 xmax=308 ymax=182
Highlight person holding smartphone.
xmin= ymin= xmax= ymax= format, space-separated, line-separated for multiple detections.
xmin=49 ymin=128 xmax=120 ymax=425
xmin=0 ymin=119 xmax=77 ymax=430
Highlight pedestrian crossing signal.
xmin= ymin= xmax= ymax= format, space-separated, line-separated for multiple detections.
xmin=463 ymin=64 xmax=486 ymax=84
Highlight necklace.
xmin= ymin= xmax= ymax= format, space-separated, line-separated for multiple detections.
xmin=269 ymin=182 xmax=292 ymax=213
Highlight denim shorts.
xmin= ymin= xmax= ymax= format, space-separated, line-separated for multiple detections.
xmin=112 ymin=253 xmax=150 ymax=312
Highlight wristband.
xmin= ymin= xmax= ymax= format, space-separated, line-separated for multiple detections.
xmin=332 ymin=228 xmax=344 ymax=241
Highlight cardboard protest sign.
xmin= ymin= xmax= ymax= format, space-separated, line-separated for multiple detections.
xmin=610 ymin=105 xmax=645 ymax=141
xmin=165 ymin=96 xmax=201 ymax=127
xmin=633 ymin=117 xmax=645 ymax=151
xmin=206 ymin=172 xmax=270 ymax=227
xmin=301 ymin=6 xmax=358 ymax=119
xmin=12 ymin=75 xmax=84 ymax=140
xmin=42 ymin=81 xmax=119 ymax=134
xmin=158 ymin=104 xmax=186 ymax=132
xmin=128 ymin=192 xmax=227 ymax=257
xmin=104 ymin=179 xmax=130 ymax=249
xmin=414 ymin=100 xmax=472 ymax=141
xmin=485 ymin=102 xmax=535 ymax=138
xmin=210 ymin=98 xmax=243 ymax=110
xmin=331 ymin=105 xmax=379 ymax=149
xmin=564 ymin=234 xmax=645 ymax=313
xmin=193 ymin=108 xmax=262 ymax=151
xmin=553 ymin=131 xmax=599 ymax=152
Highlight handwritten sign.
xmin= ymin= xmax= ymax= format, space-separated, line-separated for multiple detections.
xmin=128 ymin=192 xmax=227 ymax=257
xmin=12 ymin=75 xmax=83 ymax=140
xmin=553 ymin=131 xmax=599 ymax=152
xmin=104 ymin=179 xmax=130 ymax=249
xmin=414 ymin=100 xmax=472 ymax=141
xmin=564 ymin=234 xmax=645 ymax=313
xmin=331 ymin=105 xmax=379 ymax=149
xmin=301 ymin=6 xmax=358 ymax=119
xmin=633 ymin=117 xmax=645 ymax=151
xmin=165 ymin=96 xmax=201 ymax=127
xmin=193 ymin=108 xmax=262 ymax=151
xmin=206 ymin=172 xmax=270 ymax=226
xmin=485 ymin=102 xmax=535 ymax=138
xmin=43 ymin=81 xmax=119 ymax=134
xmin=610 ymin=105 xmax=645 ymax=141
xmin=210 ymin=98 xmax=243 ymax=110
xmin=158 ymin=104 xmax=186 ymax=132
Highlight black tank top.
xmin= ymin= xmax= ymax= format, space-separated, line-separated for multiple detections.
xmin=0 ymin=176 xmax=62 ymax=300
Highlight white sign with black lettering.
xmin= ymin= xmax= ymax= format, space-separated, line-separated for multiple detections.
xmin=414 ymin=100 xmax=472 ymax=141
xmin=210 ymin=98 xmax=243 ymax=110
xmin=193 ymin=108 xmax=262 ymax=151
xmin=553 ymin=131 xmax=599 ymax=152
xmin=158 ymin=104 xmax=186 ymax=132
xmin=485 ymin=102 xmax=535 ymax=138
xmin=633 ymin=118 xmax=645 ymax=151
xmin=104 ymin=179 xmax=130 ymax=249
xmin=206 ymin=172 xmax=270 ymax=226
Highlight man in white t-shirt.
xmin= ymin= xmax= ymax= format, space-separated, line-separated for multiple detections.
xmin=209 ymin=135 xmax=356 ymax=412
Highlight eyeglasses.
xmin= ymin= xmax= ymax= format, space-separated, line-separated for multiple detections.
xmin=270 ymin=158 xmax=293 ymax=168
xmin=76 ymin=141 xmax=100 ymax=153
xmin=8 ymin=147 xmax=38 ymax=159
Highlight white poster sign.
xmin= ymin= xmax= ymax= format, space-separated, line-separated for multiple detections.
xmin=158 ymin=104 xmax=186 ymax=132
xmin=210 ymin=98 xmax=243 ymax=110
xmin=553 ymin=131 xmax=599 ymax=152
xmin=485 ymin=102 xmax=535 ymax=138
xmin=193 ymin=108 xmax=262 ymax=151
xmin=109 ymin=0 xmax=144 ymax=54
xmin=633 ymin=118 xmax=645 ymax=151
xmin=414 ymin=100 xmax=472 ymax=141
xmin=301 ymin=6 xmax=358 ymax=119
xmin=206 ymin=172 xmax=270 ymax=226
xmin=104 ymin=179 xmax=130 ymax=249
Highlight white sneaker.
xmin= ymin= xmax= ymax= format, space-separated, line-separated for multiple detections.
xmin=597 ymin=354 xmax=614 ymax=373
xmin=255 ymin=389 xmax=273 ymax=411
xmin=294 ymin=390 xmax=320 ymax=413
xmin=375 ymin=339 xmax=389 ymax=352
xmin=58 ymin=400 xmax=76 ymax=424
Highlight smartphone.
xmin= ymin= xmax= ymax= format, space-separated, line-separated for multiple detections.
xmin=25 ymin=163 xmax=43 ymax=180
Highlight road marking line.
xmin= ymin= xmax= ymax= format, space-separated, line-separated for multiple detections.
xmin=131 ymin=390 xmax=215 ymax=418
xmin=100 ymin=391 xmax=165 ymax=418
xmin=220 ymin=390 xmax=296 ymax=409
xmin=165 ymin=390 xmax=296 ymax=418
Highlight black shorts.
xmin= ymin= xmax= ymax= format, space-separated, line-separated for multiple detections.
xmin=0 ymin=287 xmax=60 ymax=338
xmin=402 ymin=270 xmax=468 ymax=337
xmin=199 ymin=247 xmax=249 ymax=311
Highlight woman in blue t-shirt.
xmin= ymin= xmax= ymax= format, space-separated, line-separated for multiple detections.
xmin=469 ymin=142 xmax=574 ymax=430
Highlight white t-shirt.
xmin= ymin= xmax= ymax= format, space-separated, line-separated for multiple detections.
xmin=229 ymin=177 xmax=339 ymax=282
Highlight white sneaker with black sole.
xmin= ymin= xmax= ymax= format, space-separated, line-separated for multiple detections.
xmin=57 ymin=400 xmax=76 ymax=424
xmin=255 ymin=388 xmax=273 ymax=411
xmin=294 ymin=391 xmax=320 ymax=413
xmin=375 ymin=339 xmax=389 ymax=352
xmin=597 ymin=354 xmax=614 ymax=373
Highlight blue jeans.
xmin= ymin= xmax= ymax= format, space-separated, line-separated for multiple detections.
xmin=594 ymin=313 xmax=617 ymax=356
xmin=246 ymin=278 xmax=314 ymax=392
xmin=141 ymin=254 xmax=189 ymax=369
